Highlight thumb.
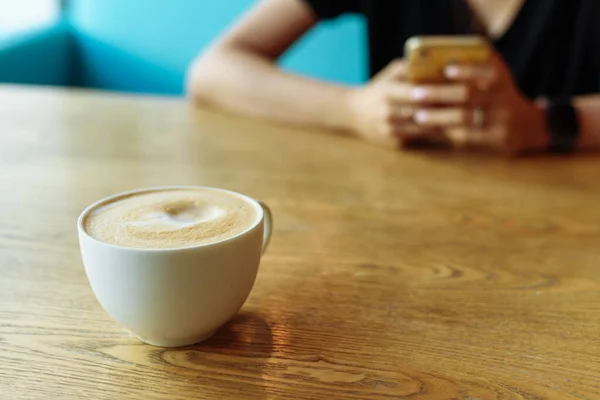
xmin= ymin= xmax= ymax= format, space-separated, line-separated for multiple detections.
xmin=374 ymin=59 xmax=407 ymax=81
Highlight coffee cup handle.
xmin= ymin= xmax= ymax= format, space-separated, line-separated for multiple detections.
xmin=258 ymin=201 xmax=273 ymax=254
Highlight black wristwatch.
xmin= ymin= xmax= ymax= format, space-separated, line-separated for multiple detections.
xmin=539 ymin=97 xmax=580 ymax=153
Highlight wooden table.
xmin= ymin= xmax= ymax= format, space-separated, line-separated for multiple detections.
xmin=1 ymin=85 xmax=600 ymax=400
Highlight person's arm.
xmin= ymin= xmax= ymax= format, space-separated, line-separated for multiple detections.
xmin=188 ymin=0 xmax=478 ymax=150
xmin=186 ymin=0 xmax=354 ymax=131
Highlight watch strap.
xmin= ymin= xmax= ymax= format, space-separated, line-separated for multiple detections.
xmin=542 ymin=97 xmax=580 ymax=154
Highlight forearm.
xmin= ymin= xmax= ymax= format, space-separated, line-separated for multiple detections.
xmin=575 ymin=94 xmax=600 ymax=150
xmin=187 ymin=47 xmax=354 ymax=132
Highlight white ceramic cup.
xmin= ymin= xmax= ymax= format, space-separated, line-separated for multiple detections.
xmin=77 ymin=186 xmax=272 ymax=347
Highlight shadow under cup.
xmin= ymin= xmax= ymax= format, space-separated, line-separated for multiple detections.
xmin=77 ymin=186 xmax=271 ymax=347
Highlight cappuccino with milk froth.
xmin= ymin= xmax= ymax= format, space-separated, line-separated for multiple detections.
xmin=84 ymin=188 xmax=259 ymax=249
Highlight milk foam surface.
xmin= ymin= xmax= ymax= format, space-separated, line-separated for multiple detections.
xmin=84 ymin=189 xmax=259 ymax=249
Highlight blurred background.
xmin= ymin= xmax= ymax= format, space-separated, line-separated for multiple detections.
xmin=0 ymin=0 xmax=368 ymax=95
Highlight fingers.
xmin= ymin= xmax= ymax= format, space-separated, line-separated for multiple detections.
xmin=410 ymin=85 xmax=469 ymax=104
xmin=376 ymin=59 xmax=407 ymax=81
xmin=385 ymin=82 xmax=494 ymax=106
xmin=388 ymin=104 xmax=415 ymax=121
xmin=384 ymin=106 xmax=489 ymax=143
xmin=398 ymin=110 xmax=516 ymax=155
xmin=385 ymin=83 xmax=470 ymax=105
xmin=413 ymin=107 xmax=489 ymax=128
xmin=376 ymin=108 xmax=443 ymax=145
xmin=444 ymin=63 xmax=498 ymax=90
xmin=378 ymin=109 xmax=501 ymax=153
xmin=414 ymin=108 xmax=465 ymax=126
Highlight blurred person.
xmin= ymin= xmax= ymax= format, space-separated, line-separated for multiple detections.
xmin=187 ymin=0 xmax=600 ymax=155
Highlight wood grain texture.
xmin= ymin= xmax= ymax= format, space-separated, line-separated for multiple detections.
xmin=1 ymin=85 xmax=600 ymax=400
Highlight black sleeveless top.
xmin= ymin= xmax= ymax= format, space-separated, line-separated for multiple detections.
xmin=303 ymin=0 xmax=600 ymax=99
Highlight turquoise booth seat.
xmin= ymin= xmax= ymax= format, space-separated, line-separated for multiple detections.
xmin=0 ymin=23 xmax=71 ymax=86
xmin=0 ymin=1 xmax=367 ymax=95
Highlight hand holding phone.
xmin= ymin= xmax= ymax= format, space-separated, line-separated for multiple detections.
xmin=345 ymin=35 xmax=546 ymax=154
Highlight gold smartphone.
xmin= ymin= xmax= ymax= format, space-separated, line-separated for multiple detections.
xmin=404 ymin=36 xmax=491 ymax=83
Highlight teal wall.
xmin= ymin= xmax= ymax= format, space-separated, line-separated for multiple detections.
xmin=66 ymin=0 xmax=367 ymax=95
xmin=0 ymin=23 xmax=71 ymax=86
xmin=0 ymin=1 xmax=367 ymax=95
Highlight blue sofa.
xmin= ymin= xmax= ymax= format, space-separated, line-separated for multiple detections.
xmin=0 ymin=1 xmax=367 ymax=95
